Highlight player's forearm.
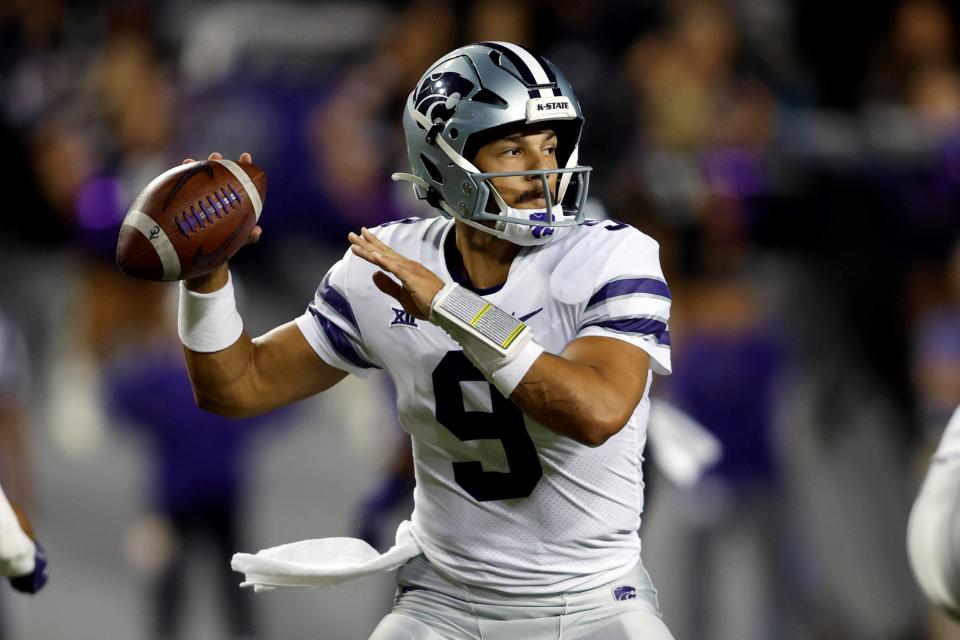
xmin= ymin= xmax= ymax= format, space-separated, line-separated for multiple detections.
xmin=180 ymin=266 xmax=260 ymax=416
xmin=425 ymin=284 xmax=646 ymax=445
xmin=184 ymin=265 xmax=229 ymax=294
xmin=510 ymin=353 xmax=633 ymax=447
xmin=184 ymin=319 xmax=348 ymax=418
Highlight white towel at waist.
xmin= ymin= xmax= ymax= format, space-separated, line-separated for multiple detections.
xmin=232 ymin=520 xmax=421 ymax=592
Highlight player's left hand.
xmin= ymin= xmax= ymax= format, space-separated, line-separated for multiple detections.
xmin=348 ymin=227 xmax=444 ymax=320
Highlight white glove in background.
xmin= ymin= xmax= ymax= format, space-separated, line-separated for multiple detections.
xmin=0 ymin=482 xmax=36 ymax=578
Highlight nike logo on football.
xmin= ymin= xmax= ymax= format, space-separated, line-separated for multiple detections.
xmin=192 ymin=221 xmax=246 ymax=268
xmin=163 ymin=163 xmax=214 ymax=211
xmin=518 ymin=308 xmax=543 ymax=322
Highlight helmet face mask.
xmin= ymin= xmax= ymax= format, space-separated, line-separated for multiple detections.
xmin=393 ymin=42 xmax=593 ymax=246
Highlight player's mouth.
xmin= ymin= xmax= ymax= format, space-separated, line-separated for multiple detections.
xmin=516 ymin=190 xmax=548 ymax=209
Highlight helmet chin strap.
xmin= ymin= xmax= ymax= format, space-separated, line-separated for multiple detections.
xmin=557 ymin=146 xmax=578 ymax=203
xmin=409 ymin=107 xmax=482 ymax=174
xmin=454 ymin=209 xmax=562 ymax=246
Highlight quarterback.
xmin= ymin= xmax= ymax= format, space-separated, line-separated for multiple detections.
xmin=180 ymin=43 xmax=674 ymax=639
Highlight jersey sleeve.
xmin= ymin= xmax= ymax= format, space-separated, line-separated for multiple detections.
xmin=295 ymin=251 xmax=382 ymax=378
xmin=576 ymin=231 xmax=672 ymax=375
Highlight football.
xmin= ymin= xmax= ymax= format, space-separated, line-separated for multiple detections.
xmin=116 ymin=159 xmax=266 ymax=281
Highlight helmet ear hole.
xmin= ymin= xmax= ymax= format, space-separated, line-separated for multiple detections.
xmin=420 ymin=155 xmax=444 ymax=184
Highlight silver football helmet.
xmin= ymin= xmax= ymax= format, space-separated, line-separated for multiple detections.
xmin=393 ymin=42 xmax=592 ymax=245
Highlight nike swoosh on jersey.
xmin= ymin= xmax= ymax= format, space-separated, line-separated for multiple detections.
xmin=518 ymin=307 xmax=543 ymax=322
xmin=192 ymin=221 xmax=246 ymax=268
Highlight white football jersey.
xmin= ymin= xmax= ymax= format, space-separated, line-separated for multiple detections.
xmin=295 ymin=216 xmax=672 ymax=594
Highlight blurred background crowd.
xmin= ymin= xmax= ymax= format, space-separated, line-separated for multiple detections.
xmin=1 ymin=0 xmax=960 ymax=638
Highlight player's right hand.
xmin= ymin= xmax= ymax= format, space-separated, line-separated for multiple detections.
xmin=348 ymin=227 xmax=445 ymax=320
xmin=180 ymin=152 xmax=262 ymax=292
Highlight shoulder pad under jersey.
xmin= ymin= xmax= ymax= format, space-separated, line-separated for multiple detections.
xmin=549 ymin=220 xmax=656 ymax=305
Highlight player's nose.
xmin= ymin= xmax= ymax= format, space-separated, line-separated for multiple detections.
xmin=525 ymin=152 xmax=551 ymax=173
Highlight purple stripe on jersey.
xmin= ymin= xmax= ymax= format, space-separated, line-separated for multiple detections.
xmin=587 ymin=278 xmax=671 ymax=308
xmin=317 ymin=277 xmax=359 ymax=330
xmin=581 ymin=317 xmax=671 ymax=346
xmin=308 ymin=306 xmax=379 ymax=369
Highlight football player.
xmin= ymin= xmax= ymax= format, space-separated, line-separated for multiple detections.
xmin=908 ymin=404 xmax=960 ymax=618
xmin=179 ymin=43 xmax=674 ymax=639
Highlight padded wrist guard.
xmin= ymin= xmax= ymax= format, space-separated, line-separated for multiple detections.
xmin=429 ymin=282 xmax=528 ymax=354
xmin=429 ymin=283 xmax=544 ymax=397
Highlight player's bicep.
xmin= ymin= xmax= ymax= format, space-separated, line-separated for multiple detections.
xmin=561 ymin=335 xmax=650 ymax=413
xmin=250 ymin=321 xmax=348 ymax=406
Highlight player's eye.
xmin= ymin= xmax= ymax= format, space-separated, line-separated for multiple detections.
xmin=502 ymin=147 xmax=521 ymax=157
xmin=543 ymin=146 xmax=556 ymax=155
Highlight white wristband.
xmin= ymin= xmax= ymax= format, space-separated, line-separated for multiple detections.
xmin=429 ymin=283 xmax=544 ymax=397
xmin=491 ymin=340 xmax=544 ymax=397
xmin=178 ymin=272 xmax=244 ymax=352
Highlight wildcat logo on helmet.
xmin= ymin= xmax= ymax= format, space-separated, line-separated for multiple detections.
xmin=395 ymin=43 xmax=593 ymax=247
xmin=414 ymin=72 xmax=476 ymax=124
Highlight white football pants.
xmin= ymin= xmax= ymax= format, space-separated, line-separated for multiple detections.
xmin=368 ymin=554 xmax=675 ymax=640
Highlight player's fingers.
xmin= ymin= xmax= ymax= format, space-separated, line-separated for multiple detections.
xmin=360 ymin=227 xmax=404 ymax=260
xmin=348 ymin=231 xmax=378 ymax=256
xmin=349 ymin=240 xmax=395 ymax=273
xmin=207 ymin=152 xmax=223 ymax=160
xmin=182 ymin=158 xmax=196 ymax=165
xmin=364 ymin=245 xmax=407 ymax=275
xmin=349 ymin=232 xmax=407 ymax=272
xmin=359 ymin=227 xmax=393 ymax=251
xmin=361 ymin=231 xmax=415 ymax=275
xmin=245 ymin=225 xmax=262 ymax=246
xmin=239 ymin=152 xmax=252 ymax=164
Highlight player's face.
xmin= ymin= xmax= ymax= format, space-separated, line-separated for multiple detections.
xmin=473 ymin=128 xmax=559 ymax=209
